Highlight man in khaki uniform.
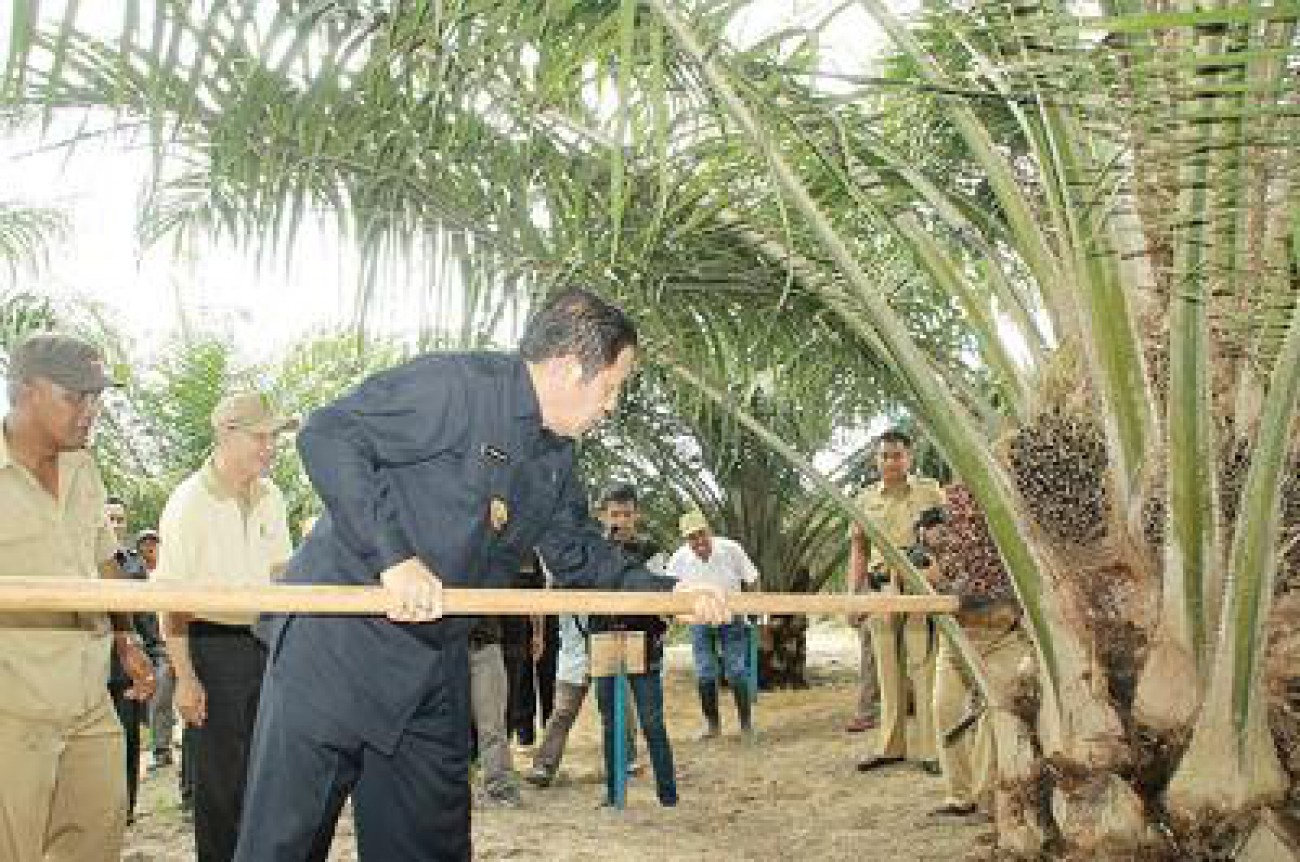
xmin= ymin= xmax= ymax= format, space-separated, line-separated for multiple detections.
xmin=0 ymin=333 xmax=155 ymax=861
xmin=156 ymin=392 xmax=294 ymax=862
xmin=851 ymin=428 xmax=945 ymax=774
xmin=928 ymin=484 xmax=1034 ymax=817
xmin=931 ymin=619 xmax=1032 ymax=814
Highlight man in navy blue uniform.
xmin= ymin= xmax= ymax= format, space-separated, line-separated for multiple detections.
xmin=234 ymin=289 xmax=727 ymax=860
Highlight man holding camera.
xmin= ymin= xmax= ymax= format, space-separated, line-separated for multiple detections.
xmin=850 ymin=428 xmax=946 ymax=775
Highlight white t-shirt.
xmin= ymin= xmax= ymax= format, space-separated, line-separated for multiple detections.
xmin=666 ymin=536 xmax=760 ymax=592
xmin=155 ymin=461 xmax=292 ymax=627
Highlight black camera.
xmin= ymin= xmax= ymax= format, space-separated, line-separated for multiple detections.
xmin=906 ymin=506 xmax=949 ymax=569
xmin=866 ymin=506 xmax=950 ymax=584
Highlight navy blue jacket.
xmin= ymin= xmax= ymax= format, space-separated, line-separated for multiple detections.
xmin=267 ymin=352 xmax=675 ymax=752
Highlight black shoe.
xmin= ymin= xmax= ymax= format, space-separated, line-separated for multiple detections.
xmin=930 ymin=802 xmax=978 ymax=817
xmin=524 ymin=766 xmax=554 ymax=788
xmin=918 ymin=760 xmax=941 ymax=776
xmin=855 ymin=755 xmax=904 ymax=773
xmin=483 ymin=787 xmax=523 ymax=809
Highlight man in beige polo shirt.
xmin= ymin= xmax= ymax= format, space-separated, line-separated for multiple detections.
xmin=0 ymin=332 xmax=155 ymax=862
xmin=850 ymin=428 xmax=946 ymax=775
xmin=156 ymin=392 xmax=294 ymax=862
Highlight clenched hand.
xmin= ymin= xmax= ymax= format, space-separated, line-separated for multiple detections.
xmin=380 ymin=557 xmax=445 ymax=623
xmin=671 ymin=581 xmax=729 ymax=625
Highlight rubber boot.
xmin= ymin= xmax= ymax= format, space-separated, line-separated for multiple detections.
xmin=733 ymin=683 xmax=757 ymax=743
xmin=696 ymin=681 xmax=721 ymax=740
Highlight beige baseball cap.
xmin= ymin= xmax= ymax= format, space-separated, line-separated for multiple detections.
xmin=679 ymin=510 xmax=710 ymax=538
xmin=8 ymin=332 xmax=119 ymax=392
xmin=210 ymin=392 xmax=298 ymax=434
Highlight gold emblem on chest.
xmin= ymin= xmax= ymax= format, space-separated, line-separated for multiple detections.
xmin=489 ymin=497 xmax=510 ymax=533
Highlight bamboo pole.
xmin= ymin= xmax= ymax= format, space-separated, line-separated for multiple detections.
xmin=0 ymin=579 xmax=958 ymax=616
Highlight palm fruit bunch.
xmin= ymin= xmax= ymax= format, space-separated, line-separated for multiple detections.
xmin=1140 ymin=484 xmax=1167 ymax=572
xmin=1005 ymin=410 xmax=1110 ymax=544
xmin=936 ymin=483 xmax=1014 ymax=601
xmin=1265 ymin=591 xmax=1300 ymax=804
xmin=1217 ymin=434 xmax=1253 ymax=541
xmin=1217 ymin=433 xmax=1300 ymax=597
xmin=1277 ymin=450 xmax=1300 ymax=597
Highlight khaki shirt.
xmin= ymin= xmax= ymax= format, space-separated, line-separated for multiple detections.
xmin=0 ymin=425 xmax=117 ymax=721
xmin=855 ymin=476 xmax=947 ymax=581
xmin=155 ymin=459 xmax=292 ymax=627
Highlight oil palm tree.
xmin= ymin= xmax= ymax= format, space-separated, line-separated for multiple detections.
xmin=646 ymin=0 xmax=1300 ymax=854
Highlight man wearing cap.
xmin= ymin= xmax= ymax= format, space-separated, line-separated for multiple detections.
xmin=666 ymin=511 xmax=761 ymax=741
xmin=155 ymin=391 xmax=295 ymax=862
xmin=0 ymin=332 xmax=155 ymax=861
xmin=233 ymin=289 xmax=726 ymax=862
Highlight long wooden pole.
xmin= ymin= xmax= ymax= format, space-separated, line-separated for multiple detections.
xmin=0 ymin=579 xmax=958 ymax=616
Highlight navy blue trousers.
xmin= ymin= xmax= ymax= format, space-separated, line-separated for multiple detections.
xmin=234 ymin=637 xmax=472 ymax=861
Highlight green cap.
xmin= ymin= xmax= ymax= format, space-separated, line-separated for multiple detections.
xmin=211 ymin=391 xmax=299 ymax=434
xmin=8 ymin=332 xmax=118 ymax=393
xmin=679 ymin=510 xmax=710 ymax=538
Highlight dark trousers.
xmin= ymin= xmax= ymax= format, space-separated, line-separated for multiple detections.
xmin=109 ymin=683 xmax=145 ymax=818
xmin=235 ymin=639 xmax=473 ymax=861
xmin=595 ymin=671 xmax=676 ymax=805
xmin=536 ymin=618 xmax=559 ymax=723
xmin=504 ymin=648 xmax=534 ymax=744
xmin=181 ymin=725 xmax=197 ymax=804
xmin=504 ymin=618 xmax=559 ymax=744
xmin=190 ymin=622 xmax=266 ymax=862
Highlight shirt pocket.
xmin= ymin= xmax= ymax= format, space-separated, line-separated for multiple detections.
xmin=861 ymin=499 xmax=887 ymax=526
xmin=0 ymin=498 xmax=50 ymax=552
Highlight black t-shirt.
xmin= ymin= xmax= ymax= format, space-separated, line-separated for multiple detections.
xmin=500 ymin=565 xmax=543 ymax=654
xmin=469 ymin=616 xmax=503 ymax=648
xmin=587 ymin=537 xmax=668 ymax=669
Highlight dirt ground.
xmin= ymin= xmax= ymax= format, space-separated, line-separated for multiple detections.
xmin=125 ymin=620 xmax=991 ymax=861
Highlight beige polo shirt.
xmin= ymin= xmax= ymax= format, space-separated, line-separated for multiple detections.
xmin=855 ymin=476 xmax=947 ymax=579
xmin=0 ymin=425 xmax=117 ymax=721
xmin=155 ymin=459 xmax=292 ymax=627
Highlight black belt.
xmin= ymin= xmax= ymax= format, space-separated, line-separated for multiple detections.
xmin=189 ymin=620 xmax=256 ymax=639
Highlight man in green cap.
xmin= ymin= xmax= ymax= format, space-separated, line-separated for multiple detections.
xmin=0 ymin=332 xmax=156 ymax=861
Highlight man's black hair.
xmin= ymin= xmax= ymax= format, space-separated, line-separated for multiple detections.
xmin=518 ymin=288 xmax=638 ymax=380
xmin=105 ymin=495 xmax=125 ymax=507
xmin=599 ymin=482 xmax=639 ymax=508
xmin=877 ymin=427 xmax=913 ymax=449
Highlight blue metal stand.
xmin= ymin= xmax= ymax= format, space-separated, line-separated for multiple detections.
xmin=612 ymin=668 xmax=628 ymax=809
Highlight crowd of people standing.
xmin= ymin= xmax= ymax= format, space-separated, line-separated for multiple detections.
xmin=1 ymin=289 xmax=1025 ymax=861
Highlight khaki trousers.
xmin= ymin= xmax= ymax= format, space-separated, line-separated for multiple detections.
xmin=0 ymin=693 xmax=126 ymax=862
xmin=470 ymin=643 xmax=514 ymax=795
xmin=856 ymin=621 xmax=879 ymax=718
xmin=933 ymin=625 xmax=1034 ymax=806
xmin=869 ymin=612 xmax=936 ymax=760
